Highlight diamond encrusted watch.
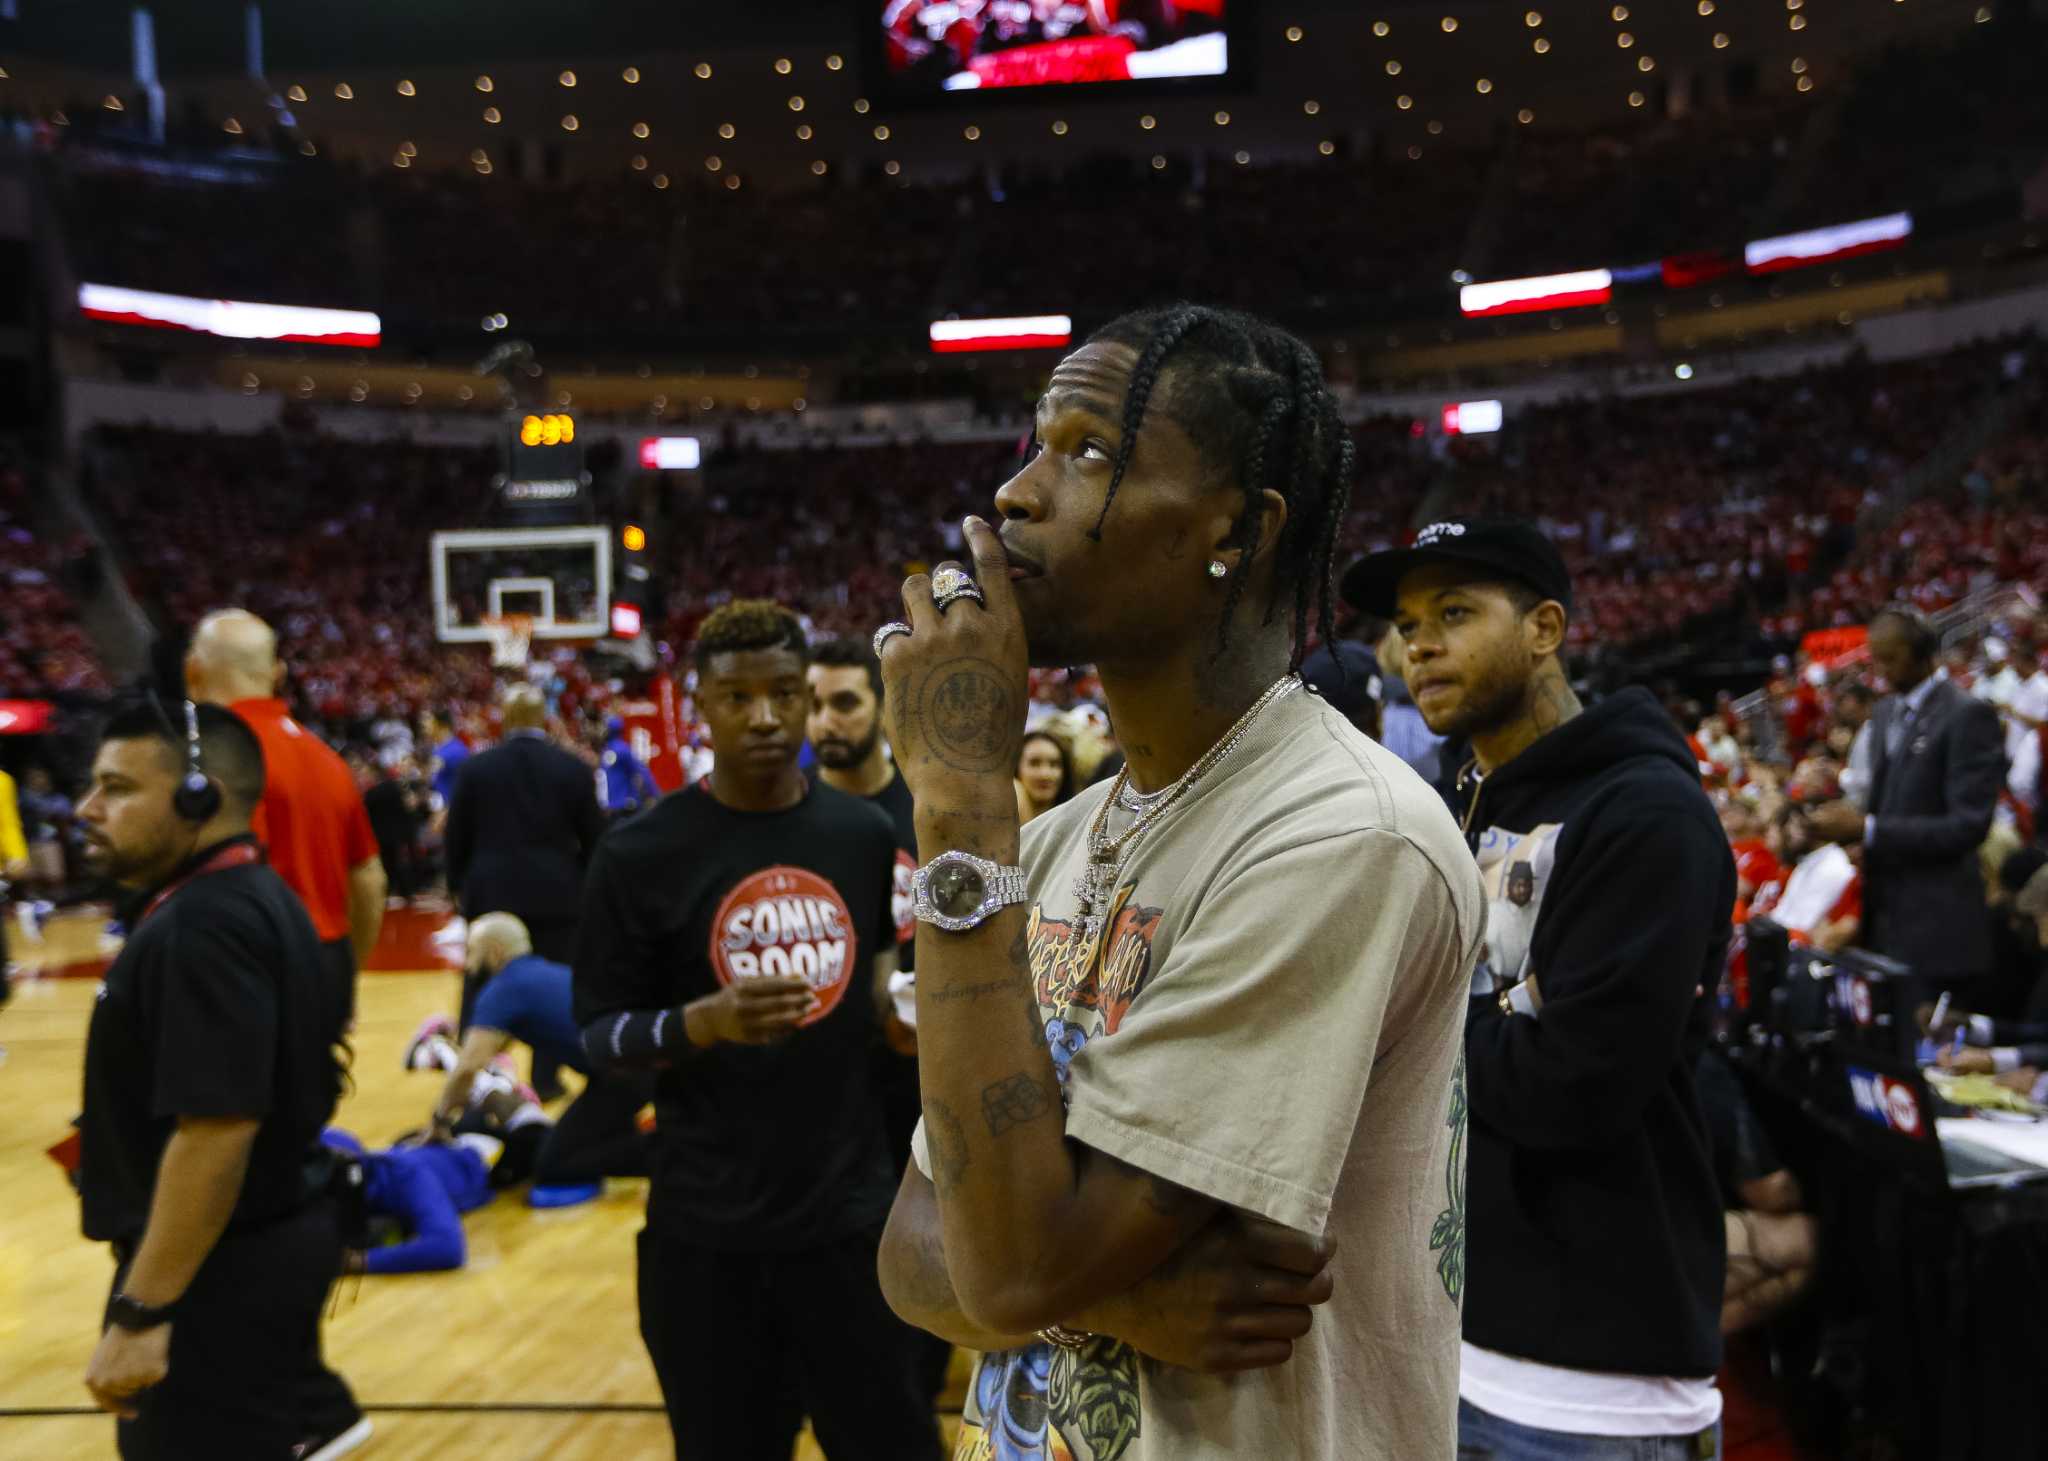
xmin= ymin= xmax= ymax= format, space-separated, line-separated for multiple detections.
xmin=911 ymin=850 xmax=1029 ymax=933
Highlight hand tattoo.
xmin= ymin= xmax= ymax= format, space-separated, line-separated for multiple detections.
xmin=981 ymin=1072 xmax=1055 ymax=1137
xmin=919 ymin=658 xmax=1016 ymax=774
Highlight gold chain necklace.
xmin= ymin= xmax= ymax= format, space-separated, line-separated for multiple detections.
xmin=1075 ymin=674 xmax=1302 ymax=940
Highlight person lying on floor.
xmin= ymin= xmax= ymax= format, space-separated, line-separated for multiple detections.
xmin=324 ymin=1076 xmax=550 ymax=1275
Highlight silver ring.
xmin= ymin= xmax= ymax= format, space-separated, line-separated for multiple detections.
xmin=931 ymin=566 xmax=986 ymax=612
xmin=873 ymin=622 xmax=913 ymax=658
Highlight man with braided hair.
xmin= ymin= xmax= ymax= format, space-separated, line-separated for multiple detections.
xmin=874 ymin=304 xmax=1484 ymax=1458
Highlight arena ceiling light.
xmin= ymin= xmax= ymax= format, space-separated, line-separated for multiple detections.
xmin=1743 ymin=212 xmax=1912 ymax=274
xmin=78 ymin=284 xmax=381 ymax=348
xmin=1458 ymin=268 xmax=1613 ymax=318
xmin=928 ymin=315 xmax=1074 ymax=353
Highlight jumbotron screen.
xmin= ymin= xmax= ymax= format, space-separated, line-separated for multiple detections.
xmin=878 ymin=0 xmax=1231 ymax=95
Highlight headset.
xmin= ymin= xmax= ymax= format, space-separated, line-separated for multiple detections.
xmin=172 ymin=699 xmax=221 ymax=823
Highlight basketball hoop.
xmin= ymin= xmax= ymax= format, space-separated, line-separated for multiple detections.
xmin=483 ymin=613 xmax=534 ymax=670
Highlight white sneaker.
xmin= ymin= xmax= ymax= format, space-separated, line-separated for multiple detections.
xmin=296 ymin=1415 xmax=373 ymax=1460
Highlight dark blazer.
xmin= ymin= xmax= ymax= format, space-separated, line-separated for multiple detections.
xmin=1862 ymin=678 xmax=2006 ymax=980
xmin=445 ymin=733 xmax=605 ymax=923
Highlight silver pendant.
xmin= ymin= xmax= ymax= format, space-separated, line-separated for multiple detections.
xmin=1075 ymin=858 xmax=1115 ymax=939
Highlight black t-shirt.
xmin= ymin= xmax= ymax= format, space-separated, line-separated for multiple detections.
xmin=573 ymin=780 xmax=905 ymax=1250
xmin=870 ymin=769 xmax=918 ymax=972
xmin=80 ymin=836 xmax=343 ymax=1246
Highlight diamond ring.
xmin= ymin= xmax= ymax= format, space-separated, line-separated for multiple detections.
xmin=931 ymin=565 xmax=986 ymax=612
xmin=873 ymin=621 xmax=913 ymax=657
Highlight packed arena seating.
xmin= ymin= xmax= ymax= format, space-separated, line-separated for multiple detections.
xmin=1453 ymin=338 xmax=2039 ymax=656
xmin=86 ymin=425 xmax=498 ymax=729
xmin=1765 ymin=428 xmax=2048 ymax=643
xmin=77 ymin=326 xmax=2040 ymax=734
xmin=0 ymin=444 xmax=108 ymax=696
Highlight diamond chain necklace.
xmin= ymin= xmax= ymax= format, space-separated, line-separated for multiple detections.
xmin=1076 ymin=674 xmax=1303 ymax=939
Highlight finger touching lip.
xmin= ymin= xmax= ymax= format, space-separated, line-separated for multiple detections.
xmin=998 ymin=539 xmax=1044 ymax=578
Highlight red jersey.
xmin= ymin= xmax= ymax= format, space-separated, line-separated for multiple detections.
xmin=231 ymin=698 xmax=378 ymax=942
xmin=1730 ymin=838 xmax=1782 ymax=924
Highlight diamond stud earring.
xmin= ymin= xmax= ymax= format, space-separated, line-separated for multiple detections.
xmin=1208 ymin=561 xmax=1228 ymax=579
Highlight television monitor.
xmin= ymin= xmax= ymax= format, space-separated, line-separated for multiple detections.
xmin=869 ymin=0 xmax=1244 ymax=102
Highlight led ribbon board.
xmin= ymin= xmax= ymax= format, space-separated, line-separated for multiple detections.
xmin=929 ymin=315 xmax=1074 ymax=353
xmin=78 ymin=284 xmax=381 ymax=347
xmin=1459 ymin=269 xmax=1614 ymax=319
xmin=1744 ymin=213 xmax=1912 ymax=276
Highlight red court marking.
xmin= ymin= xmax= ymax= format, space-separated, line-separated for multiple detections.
xmin=364 ymin=904 xmax=464 ymax=973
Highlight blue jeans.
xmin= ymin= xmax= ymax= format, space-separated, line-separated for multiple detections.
xmin=1458 ymin=1399 xmax=1722 ymax=1461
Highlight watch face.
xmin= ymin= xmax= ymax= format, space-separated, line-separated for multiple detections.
xmin=931 ymin=858 xmax=987 ymax=919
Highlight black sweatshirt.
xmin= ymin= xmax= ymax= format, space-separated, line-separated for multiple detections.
xmin=1458 ymin=687 xmax=1734 ymax=1380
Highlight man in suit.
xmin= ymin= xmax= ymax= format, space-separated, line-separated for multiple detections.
xmin=446 ymin=686 xmax=605 ymax=1052
xmin=1813 ymin=608 xmax=2006 ymax=995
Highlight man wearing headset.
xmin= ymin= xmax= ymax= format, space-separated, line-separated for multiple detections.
xmin=74 ymin=700 xmax=362 ymax=1461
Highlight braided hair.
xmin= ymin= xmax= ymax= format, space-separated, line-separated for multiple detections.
xmin=1085 ymin=304 xmax=1354 ymax=672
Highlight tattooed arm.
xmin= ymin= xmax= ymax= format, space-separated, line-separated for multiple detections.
xmin=880 ymin=1149 xmax=1340 ymax=1373
xmin=878 ymin=521 xmax=1222 ymax=1335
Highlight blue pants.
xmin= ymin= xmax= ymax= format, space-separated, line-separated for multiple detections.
xmin=1458 ymin=1399 xmax=1721 ymax=1461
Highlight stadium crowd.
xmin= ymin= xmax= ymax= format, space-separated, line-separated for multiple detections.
xmin=0 ymin=442 xmax=109 ymax=697
xmin=68 ymin=331 xmax=2039 ymax=747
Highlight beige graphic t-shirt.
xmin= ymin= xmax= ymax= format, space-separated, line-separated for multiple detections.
xmin=913 ymin=687 xmax=1485 ymax=1461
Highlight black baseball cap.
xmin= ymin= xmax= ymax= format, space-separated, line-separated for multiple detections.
xmin=1340 ymin=516 xmax=1573 ymax=619
xmin=1299 ymin=641 xmax=1382 ymax=718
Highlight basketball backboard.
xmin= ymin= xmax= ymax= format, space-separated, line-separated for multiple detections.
xmin=431 ymin=527 xmax=612 ymax=644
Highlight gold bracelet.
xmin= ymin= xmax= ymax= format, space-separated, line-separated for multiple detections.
xmin=1036 ymin=1324 xmax=1092 ymax=1350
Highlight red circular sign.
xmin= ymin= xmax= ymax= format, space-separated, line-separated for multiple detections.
xmin=1885 ymin=1079 xmax=1922 ymax=1138
xmin=710 ymin=865 xmax=859 ymax=1027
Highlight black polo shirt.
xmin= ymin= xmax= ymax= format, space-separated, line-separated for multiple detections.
xmin=80 ymin=835 xmax=344 ymax=1246
xmin=574 ymin=779 xmax=903 ymax=1251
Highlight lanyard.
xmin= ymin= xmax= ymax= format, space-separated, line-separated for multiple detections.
xmin=137 ymin=842 xmax=263 ymax=926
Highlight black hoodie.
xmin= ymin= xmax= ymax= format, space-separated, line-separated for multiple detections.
xmin=1457 ymin=686 xmax=1734 ymax=1380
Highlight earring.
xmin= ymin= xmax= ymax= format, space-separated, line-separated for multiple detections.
xmin=1207 ymin=561 xmax=1228 ymax=579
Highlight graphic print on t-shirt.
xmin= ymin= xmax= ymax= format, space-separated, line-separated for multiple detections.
xmin=709 ymin=865 xmax=859 ymax=1028
xmin=953 ymin=880 xmax=1164 ymax=1461
xmin=1470 ymin=823 xmax=1563 ymax=997
xmin=892 ymin=849 xmax=917 ymax=946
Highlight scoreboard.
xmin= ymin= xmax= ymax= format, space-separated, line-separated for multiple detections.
xmin=502 ymin=413 xmax=588 ymax=519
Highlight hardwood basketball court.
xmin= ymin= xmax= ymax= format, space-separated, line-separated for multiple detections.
xmin=0 ymin=909 xmax=966 ymax=1459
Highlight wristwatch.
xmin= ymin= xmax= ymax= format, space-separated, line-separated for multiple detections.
xmin=912 ymin=850 xmax=1029 ymax=933
xmin=106 ymin=1292 xmax=176 ymax=1331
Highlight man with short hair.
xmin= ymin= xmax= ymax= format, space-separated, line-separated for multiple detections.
xmin=575 ymin=600 xmax=941 ymax=1461
xmin=185 ymin=608 xmax=385 ymax=1036
xmin=874 ymin=306 xmax=1483 ymax=1460
xmin=1811 ymin=608 xmax=2006 ymax=996
xmin=1348 ymin=514 xmax=1735 ymax=1459
xmin=423 ymin=912 xmax=651 ymax=1193
xmin=75 ymin=700 xmax=362 ymax=1460
xmin=445 ymin=686 xmax=605 ymax=972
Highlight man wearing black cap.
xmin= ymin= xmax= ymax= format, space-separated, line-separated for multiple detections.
xmin=1345 ymin=517 xmax=1735 ymax=1460
xmin=1298 ymin=640 xmax=1383 ymax=743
